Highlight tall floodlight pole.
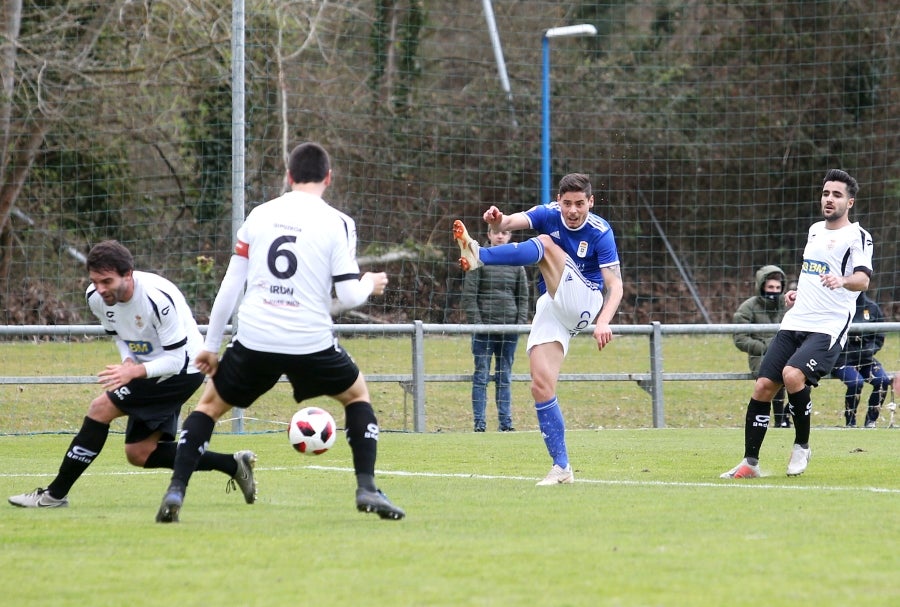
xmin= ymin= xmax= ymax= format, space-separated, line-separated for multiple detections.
xmin=541 ymin=24 xmax=597 ymax=204
xmin=481 ymin=0 xmax=517 ymax=128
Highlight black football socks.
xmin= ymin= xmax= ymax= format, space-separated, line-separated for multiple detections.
xmin=345 ymin=401 xmax=378 ymax=491
xmin=169 ymin=410 xmax=216 ymax=493
xmin=145 ymin=440 xmax=237 ymax=476
xmin=788 ymin=386 xmax=812 ymax=447
xmin=47 ymin=416 xmax=109 ymax=499
xmin=743 ymin=399 xmax=770 ymax=462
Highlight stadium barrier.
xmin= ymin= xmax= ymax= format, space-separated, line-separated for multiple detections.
xmin=2 ymin=322 xmax=898 ymax=432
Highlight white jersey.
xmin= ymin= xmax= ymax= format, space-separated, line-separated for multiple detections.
xmin=233 ymin=191 xmax=360 ymax=354
xmin=781 ymin=221 xmax=874 ymax=342
xmin=86 ymin=271 xmax=203 ymax=378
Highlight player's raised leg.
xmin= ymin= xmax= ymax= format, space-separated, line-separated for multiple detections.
xmin=453 ymin=219 xmax=546 ymax=272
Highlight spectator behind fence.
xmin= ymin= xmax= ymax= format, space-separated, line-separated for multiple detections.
xmin=830 ymin=292 xmax=892 ymax=428
xmin=461 ymin=228 xmax=530 ymax=432
xmin=733 ymin=265 xmax=790 ymax=428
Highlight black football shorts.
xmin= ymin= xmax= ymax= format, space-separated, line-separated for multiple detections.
xmin=758 ymin=330 xmax=843 ymax=387
xmin=212 ymin=340 xmax=360 ymax=408
xmin=107 ymin=372 xmax=204 ymax=443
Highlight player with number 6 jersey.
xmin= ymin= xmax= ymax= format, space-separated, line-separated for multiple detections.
xmin=156 ymin=141 xmax=405 ymax=523
xmin=207 ymin=191 xmax=363 ymax=355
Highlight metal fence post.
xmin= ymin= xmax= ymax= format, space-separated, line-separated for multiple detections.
xmin=230 ymin=0 xmax=246 ymax=434
xmin=412 ymin=320 xmax=427 ymax=432
xmin=649 ymin=321 xmax=665 ymax=428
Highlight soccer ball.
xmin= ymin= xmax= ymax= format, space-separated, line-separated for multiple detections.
xmin=288 ymin=407 xmax=338 ymax=455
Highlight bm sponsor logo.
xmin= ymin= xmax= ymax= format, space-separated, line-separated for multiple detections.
xmin=801 ymin=259 xmax=829 ymax=275
xmin=125 ymin=340 xmax=153 ymax=354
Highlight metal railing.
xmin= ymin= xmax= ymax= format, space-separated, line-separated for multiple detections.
xmin=2 ymin=322 xmax=898 ymax=431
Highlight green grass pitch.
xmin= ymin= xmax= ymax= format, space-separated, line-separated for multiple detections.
xmin=1 ymin=335 xmax=897 ymax=605
xmin=1 ymin=428 xmax=897 ymax=607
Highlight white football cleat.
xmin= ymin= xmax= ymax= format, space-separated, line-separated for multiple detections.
xmin=719 ymin=458 xmax=761 ymax=479
xmin=536 ymin=464 xmax=574 ymax=486
xmin=8 ymin=487 xmax=69 ymax=508
xmin=786 ymin=444 xmax=811 ymax=476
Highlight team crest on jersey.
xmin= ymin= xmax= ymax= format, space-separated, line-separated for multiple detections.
xmin=577 ymin=241 xmax=588 ymax=258
xmin=863 ymin=309 xmax=870 ymax=321
xmin=134 ymin=315 xmax=144 ymax=329
xmin=826 ymin=239 xmax=837 ymax=250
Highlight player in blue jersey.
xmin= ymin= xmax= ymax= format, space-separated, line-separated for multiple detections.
xmin=454 ymin=173 xmax=623 ymax=485
xmin=721 ymin=169 xmax=874 ymax=479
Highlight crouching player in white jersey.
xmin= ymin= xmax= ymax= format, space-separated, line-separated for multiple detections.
xmin=156 ymin=142 xmax=404 ymax=522
xmin=454 ymin=173 xmax=624 ymax=486
xmin=721 ymin=169 xmax=874 ymax=479
xmin=8 ymin=241 xmax=257 ymax=509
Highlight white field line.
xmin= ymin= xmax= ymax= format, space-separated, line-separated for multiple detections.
xmin=2 ymin=465 xmax=898 ymax=494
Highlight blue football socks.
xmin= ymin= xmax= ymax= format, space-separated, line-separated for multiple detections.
xmin=480 ymin=237 xmax=543 ymax=266
xmin=535 ymin=396 xmax=568 ymax=468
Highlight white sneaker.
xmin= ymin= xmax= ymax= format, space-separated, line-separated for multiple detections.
xmin=536 ymin=464 xmax=574 ymax=486
xmin=8 ymin=487 xmax=69 ymax=508
xmin=719 ymin=458 xmax=761 ymax=479
xmin=452 ymin=220 xmax=483 ymax=271
xmin=786 ymin=444 xmax=811 ymax=476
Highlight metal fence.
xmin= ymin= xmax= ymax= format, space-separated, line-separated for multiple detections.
xmin=3 ymin=322 xmax=898 ymax=431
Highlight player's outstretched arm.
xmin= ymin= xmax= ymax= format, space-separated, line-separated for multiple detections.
xmin=202 ymin=254 xmax=249 ymax=356
xmin=483 ymin=206 xmax=530 ymax=233
xmin=820 ymin=269 xmax=870 ymax=292
xmin=784 ymin=289 xmax=797 ymax=308
xmin=98 ymin=359 xmax=145 ymax=391
xmin=593 ymin=264 xmax=624 ymax=351
xmin=330 ymin=272 xmax=388 ymax=315
xmin=195 ymin=350 xmax=219 ymax=377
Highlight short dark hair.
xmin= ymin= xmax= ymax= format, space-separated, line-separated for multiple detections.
xmin=288 ymin=142 xmax=330 ymax=184
xmin=86 ymin=240 xmax=134 ymax=275
xmin=823 ymin=168 xmax=859 ymax=199
xmin=558 ymin=173 xmax=592 ymax=198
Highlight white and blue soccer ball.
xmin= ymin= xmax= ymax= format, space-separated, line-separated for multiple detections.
xmin=288 ymin=407 xmax=337 ymax=455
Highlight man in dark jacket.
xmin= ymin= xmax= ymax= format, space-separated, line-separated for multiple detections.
xmin=461 ymin=228 xmax=529 ymax=432
xmin=733 ymin=265 xmax=790 ymax=427
xmin=831 ymin=292 xmax=892 ymax=427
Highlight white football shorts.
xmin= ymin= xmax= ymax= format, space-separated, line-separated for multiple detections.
xmin=526 ymin=264 xmax=603 ymax=356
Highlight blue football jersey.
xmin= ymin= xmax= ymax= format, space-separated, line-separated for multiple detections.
xmin=525 ymin=202 xmax=619 ymax=294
